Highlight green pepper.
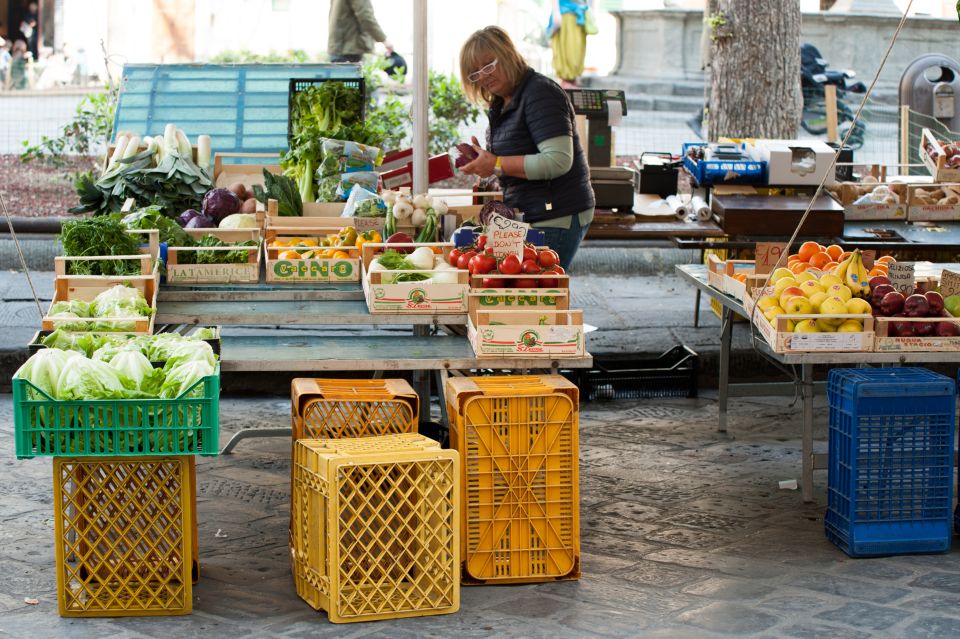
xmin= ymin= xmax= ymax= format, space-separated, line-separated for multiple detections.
xmin=338 ymin=226 xmax=358 ymax=247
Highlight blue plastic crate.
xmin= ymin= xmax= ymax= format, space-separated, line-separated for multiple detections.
xmin=682 ymin=143 xmax=767 ymax=187
xmin=826 ymin=367 xmax=955 ymax=557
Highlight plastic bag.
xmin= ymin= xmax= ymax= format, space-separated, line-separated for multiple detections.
xmin=337 ymin=171 xmax=380 ymax=201
xmin=319 ymin=138 xmax=383 ymax=178
xmin=343 ymin=186 xmax=386 ymax=218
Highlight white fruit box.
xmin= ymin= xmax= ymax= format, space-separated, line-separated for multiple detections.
xmin=361 ymin=243 xmax=468 ymax=314
xmin=468 ymin=274 xmax=571 ymax=312
xmin=166 ymin=234 xmax=262 ymax=285
xmin=919 ymin=128 xmax=960 ymax=183
xmin=468 ymin=308 xmax=585 ymax=357
xmin=873 ymin=316 xmax=960 ymax=352
xmin=743 ymin=289 xmax=874 ymax=353
xmin=265 ymin=199 xmax=386 ymax=233
xmin=213 ymin=152 xmax=280 ymax=188
xmin=905 ymin=183 xmax=960 ymax=221
xmin=43 ymin=274 xmax=157 ymax=335
xmin=263 ymin=226 xmax=360 ymax=284
xmin=831 ymin=182 xmax=906 ymax=221
xmin=751 ymin=139 xmax=836 ymax=186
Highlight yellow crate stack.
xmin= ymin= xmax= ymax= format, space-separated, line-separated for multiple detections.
xmin=290 ymin=434 xmax=460 ymax=623
xmin=53 ymin=456 xmax=194 ymax=617
xmin=291 ymin=378 xmax=419 ymax=440
xmin=445 ymin=375 xmax=581 ymax=585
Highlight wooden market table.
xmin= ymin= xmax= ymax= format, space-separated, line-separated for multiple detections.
xmin=675 ymin=263 xmax=960 ymax=503
xmin=156 ymin=282 xmax=593 ymax=454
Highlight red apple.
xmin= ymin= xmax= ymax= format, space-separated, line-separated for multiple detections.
xmin=936 ymin=321 xmax=960 ymax=337
xmin=924 ymin=291 xmax=944 ymax=316
xmin=904 ymin=294 xmax=930 ymax=318
xmin=891 ymin=314 xmax=914 ymax=337
xmin=871 ymin=284 xmax=896 ymax=308
xmin=915 ymin=321 xmax=935 ymax=337
xmin=868 ymin=275 xmax=891 ymax=290
xmin=879 ymin=291 xmax=905 ymax=316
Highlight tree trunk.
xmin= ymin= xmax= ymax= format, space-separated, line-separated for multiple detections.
xmin=708 ymin=0 xmax=802 ymax=141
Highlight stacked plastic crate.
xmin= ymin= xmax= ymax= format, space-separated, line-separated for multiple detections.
xmin=288 ymin=379 xmax=461 ymax=623
xmin=826 ymin=367 xmax=955 ymax=557
xmin=13 ymin=365 xmax=220 ymax=617
xmin=445 ymin=375 xmax=581 ymax=584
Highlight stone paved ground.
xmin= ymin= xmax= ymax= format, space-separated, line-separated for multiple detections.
xmin=2 ymin=392 xmax=959 ymax=639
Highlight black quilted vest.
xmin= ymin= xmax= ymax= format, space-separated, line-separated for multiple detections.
xmin=486 ymin=69 xmax=594 ymax=223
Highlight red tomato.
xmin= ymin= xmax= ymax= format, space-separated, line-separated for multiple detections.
xmin=538 ymin=249 xmax=560 ymax=268
xmin=448 ymin=248 xmax=462 ymax=266
xmin=457 ymin=250 xmax=477 ymax=270
xmin=467 ymin=255 xmax=483 ymax=275
xmin=481 ymin=277 xmax=502 ymax=288
xmin=476 ymin=234 xmax=488 ymax=249
xmin=513 ymin=277 xmax=538 ymax=288
xmin=485 ymin=247 xmax=494 ymax=255
xmin=499 ymin=254 xmax=522 ymax=275
xmin=522 ymin=246 xmax=538 ymax=262
xmin=521 ymin=259 xmax=541 ymax=275
xmin=475 ymin=254 xmax=497 ymax=274
xmin=540 ymin=266 xmax=564 ymax=288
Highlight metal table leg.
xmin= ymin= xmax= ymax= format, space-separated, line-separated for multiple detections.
xmin=220 ymin=427 xmax=290 ymax=455
xmin=801 ymin=363 xmax=815 ymax=503
xmin=718 ymin=306 xmax=732 ymax=433
xmin=694 ymin=289 xmax=701 ymax=328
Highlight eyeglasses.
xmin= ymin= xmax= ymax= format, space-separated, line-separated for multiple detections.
xmin=468 ymin=59 xmax=498 ymax=83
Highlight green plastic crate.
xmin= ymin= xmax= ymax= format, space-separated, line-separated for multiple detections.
xmin=13 ymin=364 xmax=220 ymax=459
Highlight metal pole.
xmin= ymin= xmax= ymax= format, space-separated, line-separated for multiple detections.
xmin=412 ymin=0 xmax=429 ymax=194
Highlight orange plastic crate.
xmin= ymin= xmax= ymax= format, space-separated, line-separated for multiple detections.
xmin=291 ymin=378 xmax=419 ymax=440
xmin=445 ymin=375 xmax=580 ymax=584
xmin=53 ymin=456 xmax=194 ymax=617
xmin=290 ymin=434 xmax=460 ymax=623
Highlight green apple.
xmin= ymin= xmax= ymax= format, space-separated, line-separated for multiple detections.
xmin=844 ymin=298 xmax=872 ymax=315
xmin=944 ymin=295 xmax=960 ymax=317
xmin=756 ymin=295 xmax=781 ymax=312
xmin=770 ymin=267 xmax=795 ymax=284
xmin=818 ymin=296 xmax=848 ymax=326
xmin=799 ymin=280 xmax=824 ymax=297
xmin=818 ymin=274 xmax=843 ymax=289
xmin=763 ymin=306 xmax=785 ymax=323
xmin=794 ymin=319 xmax=820 ymax=333
xmin=837 ymin=319 xmax=863 ymax=332
xmin=825 ymin=283 xmax=852 ymax=302
xmin=795 ymin=271 xmax=818 ymax=284
xmin=773 ymin=277 xmax=799 ymax=297
xmin=784 ymin=296 xmax=813 ymax=315
xmin=808 ymin=291 xmax=829 ymax=311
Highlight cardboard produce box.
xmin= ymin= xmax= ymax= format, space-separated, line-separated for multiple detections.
xmin=361 ymin=243 xmax=468 ymax=314
xmin=828 ymin=182 xmax=906 ymax=221
xmin=752 ymin=139 xmax=836 ymax=186
xmin=905 ymin=184 xmax=960 ymax=221
xmin=919 ymin=128 xmax=960 ymax=183
xmin=468 ymin=308 xmax=585 ymax=357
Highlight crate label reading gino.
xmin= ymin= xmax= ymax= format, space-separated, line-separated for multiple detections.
xmin=486 ymin=213 xmax=529 ymax=258
xmin=273 ymin=259 xmax=354 ymax=279
xmin=474 ymin=290 xmax=561 ymax=307
xmin=786 ymin=332 xmax=862 ymax=350
xmin=888 ymin=262 xmax=915 ymax=296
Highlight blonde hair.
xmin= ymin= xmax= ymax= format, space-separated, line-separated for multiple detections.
xmin=459 ymin=26 xmax=529 ymax=106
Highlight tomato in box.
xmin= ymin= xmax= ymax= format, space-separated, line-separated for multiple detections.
xmin=523 ymin=246 xmax=538 ymax=262
xmin=457 ymin=251 xmax=477 ymax=270
xmin=521 ymin=259 xmax=541 ymax=275
xmin=538 ymin=249 xmax=560 ymax=268
xmin=514 ymin=277 xmax=538 ymax=288
xmin=499 ymin=254 xmax=522 ymax=275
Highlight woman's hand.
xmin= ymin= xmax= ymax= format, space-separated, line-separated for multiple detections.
xmin=460 ymin=136 xmax=498 ymax=178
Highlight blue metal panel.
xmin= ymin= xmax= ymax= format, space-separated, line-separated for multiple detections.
xmin=113 ymin=63 xmax=363 ymax=155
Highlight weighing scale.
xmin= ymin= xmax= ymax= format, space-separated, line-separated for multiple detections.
xmin=565 ymin=88 xmax=637 ymax=210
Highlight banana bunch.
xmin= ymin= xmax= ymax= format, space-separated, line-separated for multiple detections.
xmin=833 ymin=249 xmax=870 ymax=297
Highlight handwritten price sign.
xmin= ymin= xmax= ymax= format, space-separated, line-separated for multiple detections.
xmin=486 ymin=213 xmax=530 ymax=258
xmin=939 ymin=269 xmax=960 ymax=298
xmin=754 ymin=242 xmax=789 ymax=275
xmin=887 ymin=262 xmax=915 ymax=295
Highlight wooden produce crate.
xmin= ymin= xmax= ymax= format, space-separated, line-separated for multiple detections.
xmin=468 ymin=273 xmax=571 ymax=311
xmin=905 ymin=184 xmax=960 ymax=222
xmin=468 ymin=307 xmax=585 ymax=357
xmin=54 ymin=253 xmax=157 ymax=280
xmin=873 ymin=316 xmax=960 ymax=352
xmin=265 ymin=198 xmax=384 ymax=233
xmin=744 ymin=289 xmax=873 ymax=353
xmin=263 ymin=225 xmax=360 ymax=284
xmin=43 ymin=274 xmax=157 ymax=335
xmin=361 ymin=243 xmax=468 ymax=314
xmin=830 ymin=182 xmax=906 ymax=221
xmin=166 ymin=233 xmax=261 ymax=285
xmin=919 ymin=128 xmax=960 ymax=183
xmin=212 ymin=152 xmax=280 ymax=188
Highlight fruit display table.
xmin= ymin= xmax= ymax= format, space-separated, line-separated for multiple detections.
xmin=676 ymin=262 xmax=960 ymax=503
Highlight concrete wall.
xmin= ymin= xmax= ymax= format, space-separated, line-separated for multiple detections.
xmin=611 ymin=8 xmax=960 ymax=87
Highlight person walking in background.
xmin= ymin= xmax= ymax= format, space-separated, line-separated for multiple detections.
xmin=0 ymin=38 xmax=11 ymax=90
xmin=327 ymin=0 xmax=392 ymax=64
xmin=547 ymin=0 xmax=595 ymax=89
xmin=458 ymin=26 xmax=595 ymax=271
xmin=9 ymin=39 xmax=30 ymax=89
xmin=19 ymin=1 xmax=38 ymax=61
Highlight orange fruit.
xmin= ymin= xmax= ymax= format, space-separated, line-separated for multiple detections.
xmin=787 ymin=253 xmax=801 ymax=263
xmin=825 ymin=244 xmax=843 ymax=261
xmin=332 ymin=250 xmax=350 ymax=259
xmin=790 ymin=261 xmax=809 ymax=274
xmin=823 ymin=261 xmax=839 ymax=271
xmin=734 ymin=273 xmax=747 ymax=283
xmin=278 ymin=250 xmax=301 ymax=260
xmin=867 ymin=267 xmax=888 ymax=278
xmin=808 ymin=251 xmax=832 ymax=269
xmin=798 ymin=241 xmax=821 ymax=262
xmin=876 ymin=255 xmax=896 ymax=264
xmin=838 ymin=251 xmax=852 ymax=262
xmin=871 ymin=262 xmax=889 ymax=274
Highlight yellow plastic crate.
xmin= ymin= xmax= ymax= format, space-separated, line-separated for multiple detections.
xmin=445 ymin=375 xmax=580 ymax=584
xmin=53 ymin=456 xmax=193 ymax=617
xmin=291 ymin=378 xmax=419 ymax=440
xmin=290 ymin=434 xmax=460 ymax=623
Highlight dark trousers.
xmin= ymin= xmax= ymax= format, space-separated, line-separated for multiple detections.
xmin=330 ymin=54 xmax=363 ymax=63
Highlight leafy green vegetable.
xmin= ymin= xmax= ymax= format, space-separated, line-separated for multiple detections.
xmin=160 ymin=360 xmax=214 ymax=399
xmin=177 ymin=236 xmax=259 ymax=265
xmin=56 ymin=357 xmax=136 ymax=400
xmin=41 ymin=331 xmax=127 ymax=357
xmin=290 ymin=82 xmax=364 ymax=141
xmin=121 ymin=205 xmax=192 ymax=246
xmin=109 ymin=350 xmax=161 ymax=391
xmin=59 ymin=216 xmax=144 ymax=276
xmin=252 ymin=169 xmax=302 ymax=216
xmin=15 ymin=348 xmax=80 ymax=399
xmin=377 ymin=250 xmax=418 ymax=270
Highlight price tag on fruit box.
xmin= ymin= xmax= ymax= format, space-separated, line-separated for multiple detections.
xmin=754 ymin=242 xmax=789 ymax=275
xmin=888 ymin=262 xmax=915 ymax=295
xmin=939 ymin=269 xmax=960 ymax=297
xmin=486 ymin=213 xmax=530 ymax=258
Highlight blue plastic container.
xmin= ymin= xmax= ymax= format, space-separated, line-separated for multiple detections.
xmin=826 ymin=367 xmax=955 ymax=557
xmin=681 ymin=143 xmax=767 ymax=187
xmin=451 ymin=227 xmax=546 ymax=249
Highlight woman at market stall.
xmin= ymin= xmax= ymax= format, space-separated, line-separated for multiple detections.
xmin=458 ymin=26 xmax=594 ymax=271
